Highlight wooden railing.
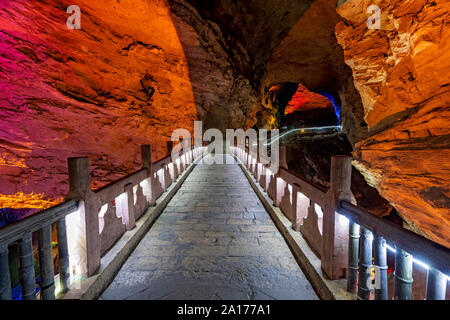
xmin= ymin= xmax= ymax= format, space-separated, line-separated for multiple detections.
xmin=0 ymin=142 xmax=206 ymax=300
xmin=231 ymin=142 xmax=449 ymax=300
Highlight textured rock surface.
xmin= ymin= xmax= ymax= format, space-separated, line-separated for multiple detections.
xmin=0 ymin=0 xmax=257 ymax=206
xmin=283 ymin=84 xmax=339 ymax=128
xmin=336 ymin=0 xmax=450 ymax=246
xmin=260 ymin=0 xmax=368 ymax=144
xmin=285 ymin=85 xmax=333 ymax=114
xmin=170 ymin=0 xmax=259 ymax=132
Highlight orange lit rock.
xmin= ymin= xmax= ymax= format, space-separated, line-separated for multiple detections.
xmin=0 ymin=192 xmax=62 ymax=210
xmin=0 ymin=0 xmax=257 ymax=203
xmin=284 ymin=84 xmax=332 ymax=114
xmin=336 ymin=0 xmax=450 ymax=246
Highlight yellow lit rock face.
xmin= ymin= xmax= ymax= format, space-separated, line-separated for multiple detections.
xmin=336 ymin=0 xmax=450 ymax=247
xmin=0 ymin=192 xmax=62 ymax=210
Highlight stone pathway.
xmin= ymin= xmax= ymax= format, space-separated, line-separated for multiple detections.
xmin=100 ymin=154 xmax=318 ymax=300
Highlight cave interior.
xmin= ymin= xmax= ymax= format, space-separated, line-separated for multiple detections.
xmin=0 ymin=0 xmax=449 ymax=300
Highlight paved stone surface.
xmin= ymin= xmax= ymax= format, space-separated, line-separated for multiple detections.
xmin=100 ymin=154 xmax=318 ymax=300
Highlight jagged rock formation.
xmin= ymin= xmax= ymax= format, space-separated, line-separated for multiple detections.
xmin=283 ymin=84 xmax=339 ymax=128
xmin=169 ymin=0 xmax=259 ymax=132
xmin=259 ymin=0 xmax=368 ymax=145
xmin=187 ymin=0 xmax=449 ymax=246
xmin=0 ymin=0 xmax=257 ymax=206
xmin=336 ymin=0 xmax=450 ymax=246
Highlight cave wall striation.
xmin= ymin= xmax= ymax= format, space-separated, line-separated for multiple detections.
xmin=336 ymin=0 xmax=450 ymax=246
xmin=0 ymin=0 xmax=256 ymax=207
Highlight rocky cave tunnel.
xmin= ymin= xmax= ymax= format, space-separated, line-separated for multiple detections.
xmin=0 ymin=0 xmax=449 ymax=258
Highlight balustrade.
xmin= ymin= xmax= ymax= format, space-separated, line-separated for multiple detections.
xmin=231 ymin=141 xmax=449 ymax=300
xmin=0 ymin=142 xmax=205 ymax=300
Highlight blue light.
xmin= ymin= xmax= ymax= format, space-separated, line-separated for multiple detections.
xmin=317 ymin=91 xmax=341 ymax=124
xmin=386 ymin=244 xmax=450 ymax=281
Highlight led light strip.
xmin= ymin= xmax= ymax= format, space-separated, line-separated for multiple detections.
xmin=253 ymin=125 xmax=343 ymax=146
xmin=385 ymin=244 xmax=450 ymax=281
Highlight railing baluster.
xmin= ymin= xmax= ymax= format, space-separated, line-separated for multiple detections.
xmin=0 ymin=244 xmax=12 ymax=300
xmin=123 ymin=183 xmax=136 ymax=230
xmin=357 ymin=227 xmax=372 ymax=300
xmin=426 ymin=267 xmax=447 ymax=300
xmin=394 ymin=247 xmax=413 ymax=300
xmin=373 ymin=233 xmax=388 ymax=300
xmin=57 ymin=218 xmax=70 ymax=293
xmin=38 ymin=225 xmax=55 ymax=300
xmin=19 ymin=233 xmax=36 ymax=300
xmin=347 ymin=222 xmax=360 ymax=294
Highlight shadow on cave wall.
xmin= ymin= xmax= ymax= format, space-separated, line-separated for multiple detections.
xmin=167 ymin=0 xmax=392 ymax=216
xmin=167 ymin=0 xmax=316 ymax=132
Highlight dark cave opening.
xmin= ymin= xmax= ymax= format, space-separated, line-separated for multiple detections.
xmin=265 ymin=82 xmax=393 ymax=219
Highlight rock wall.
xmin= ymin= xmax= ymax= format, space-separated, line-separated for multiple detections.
xmin=0 ymin=0 xmax=256 ymax=207
xmin=169 ymin=0 xmax=259 ymax=132
xmin=191 ymin=0 xmax=449 ymax=246
xmin=336 ymin=0 xmax=450 ymax=246
xmin=260 ymin=0 xmax=368 ymax=144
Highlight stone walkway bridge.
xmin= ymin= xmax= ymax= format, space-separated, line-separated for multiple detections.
xmin=0 ymin=143 xmax=448 ymax=300
xmin=101 ymin=154 xmax=317 ymax=300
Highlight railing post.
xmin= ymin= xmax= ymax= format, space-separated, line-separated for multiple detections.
xmin=165 ymin=162 xmax=173 ymax=190
xmin=426 ymin=267 xmax=446 ymax=300
xmin=272 ymin=145 xmax=287 ymax=207
xmin=19 ymin=233 xmax=36 ymax=300
xmin=322 ymin=156 xmax=354 ymax=280
xmin=255 ymin=134 xmax=261 ymax=181
xmin=141 ymin=145 xmax=152 ymax=176
xmin=291 ymin=184 xmax=299 ymax=230
xmin=373 ymin=233 xmax=388 ymax=300
xmin=279 ymin=145 xmax=288 ymax=170
xmin=142 ymin=145 xmax=156 ymax=206
xmin=185 ymin=137 xmax=192 ymax=166
xmin=0 ymin=244 xmax=11 ymax=300
xmin=269 ymin=173 xmax=277 ymax=206
xmin=347 ymin=222 xmax=360 ymax=293
xmin=56 ymin=218 xmax=70 ymax=293
xmin=38 ymin=225 xmax=55 ymax=300
xmin=180 ymin=141 xmax=186 ymax=173
xmin=168 ymin=141 xmax=178 ymax=180
xmin=250 ymin=138 xmax=257 ymax=177
xmin=123 ymin=183 xmax=136 ymax=230
xmin=66 ymin=157 xmax=100 ymax=277
xmin=357 ymin=227 xmax=373 ymax=300
xmin=164 ymin=143 xmax=174 ymax=190
xmin=394 ymin=247 xmax=413 ymax=300
xmin=263 ymin=165 xmax=270 ymax=192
